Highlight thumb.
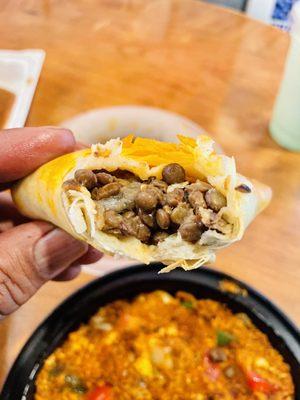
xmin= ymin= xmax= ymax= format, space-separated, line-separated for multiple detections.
xmin=0 ymin=221 xmax=88 ymax=316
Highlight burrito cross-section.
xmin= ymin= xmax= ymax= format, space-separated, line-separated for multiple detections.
xmin=12 ymin=135 xmax=272 ymax=272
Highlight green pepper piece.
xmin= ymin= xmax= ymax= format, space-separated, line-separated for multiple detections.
xmin=48 ymin=364 xmax=64 ymax=377
xmin=217 ymin=330 xmax=234 ymax=346
xmin=65 ymin=374 xmax=87 ymax=393
xmin=181 ymin=300 xmax=194 ymax=309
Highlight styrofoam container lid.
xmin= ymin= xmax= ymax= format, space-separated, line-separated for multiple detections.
xmin=0 ymin=49 xmax=45 ymax=129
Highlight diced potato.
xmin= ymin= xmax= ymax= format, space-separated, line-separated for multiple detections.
xmin=103 ymin=331 xmax=118 ymax=345
xmin=151 ymin=346 xmax=173 ymax=369
xmin=255 ymin=357 xmax=270 ymax=369
xmin=135 ymin=355 xmax=154 ymax=377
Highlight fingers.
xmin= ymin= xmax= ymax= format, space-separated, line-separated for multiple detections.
xmin=0 ymin=191 xmax=28 ymax=232
xmin=52 ymin=246 xmax=102 ymax=282
xmin=0 ymin=221 xmax=53 ymax=315
xmin=0 ymin=127 xmax=75 ymax=183
xmin=0 ymin=222 xmax=88 ymax=316
xmin=34 ymin=228 xmax=88 ymax=280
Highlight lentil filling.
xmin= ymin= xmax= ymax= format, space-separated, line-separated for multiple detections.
xmin=65 ymin=163 xmax=234 ymax=244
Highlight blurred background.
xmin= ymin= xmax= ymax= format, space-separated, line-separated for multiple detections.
xmin=204 ymin=0 xmax=296 ymax=29
xmin=204 ymin=0 xmax=248 ymax=11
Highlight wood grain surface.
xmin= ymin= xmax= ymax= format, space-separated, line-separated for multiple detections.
xmin=0 ymin=0 xmax=299 ymax=389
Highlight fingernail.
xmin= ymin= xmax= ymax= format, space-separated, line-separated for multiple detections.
xmin=34 ymin=229 xmax=88 ymax=279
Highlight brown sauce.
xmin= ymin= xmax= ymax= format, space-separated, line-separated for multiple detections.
xmin=0 ymin=88 xmax=15 ymax=128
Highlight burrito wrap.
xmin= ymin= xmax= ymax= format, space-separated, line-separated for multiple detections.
xmin=12 ymin=135 xmax=271 ymax=272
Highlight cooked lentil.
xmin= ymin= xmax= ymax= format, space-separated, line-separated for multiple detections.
xmin=156 ymin=209 xmax=170 ymax=230
xmin=162 ymin=163 xmax=186 ymax=184
xmin=35 ymin=291 xmax=294 ymax=400
xmin=138 ymin=210 xmax=156 ymax=228
xmin=170 ymin=204 xmax=190 ymax=225
xmin=135 ymin=189 xmax=158 ymax=211
xmin=204 ymin=189 xmax=227 ymax=212
xmin=91 ymin=182 xmax=121 ymax=200
xmin=96 ymin=172 xmax=115 ymax=185
xmin=166 ymin=188 xmax=184 ymax=207
xmin=179 ymin=220 xmax=204 ymax=243
xmin=75 ymin=169 xmax=97 ymax=190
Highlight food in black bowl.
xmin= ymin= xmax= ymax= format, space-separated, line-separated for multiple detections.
xmin=1 ymin=264 xmax=300 ymax=399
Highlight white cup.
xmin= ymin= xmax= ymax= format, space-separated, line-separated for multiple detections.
xmin=269 ymin=2 xmax=300 ymax=151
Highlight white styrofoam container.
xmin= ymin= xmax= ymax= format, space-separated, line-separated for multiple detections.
xmin=61 ymin=106 xmax=206 ymax=145
xmin=0 ymin=49 xmax=45 ymax=129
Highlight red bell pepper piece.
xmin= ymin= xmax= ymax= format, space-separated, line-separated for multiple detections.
xmin=203 ymin=354 xmax=220 ymax=381
xmin=246 ymin=371 xmax=279 ymax=394
xmin=86 ymin=385 xmax=112 ymax=400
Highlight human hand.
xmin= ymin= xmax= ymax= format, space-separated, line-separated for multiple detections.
xmin=0 ymin=127 xmax=102 ymax=317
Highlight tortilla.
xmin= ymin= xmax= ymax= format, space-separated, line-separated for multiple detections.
xmin=12 ymin=135 xmax=271 ymax=272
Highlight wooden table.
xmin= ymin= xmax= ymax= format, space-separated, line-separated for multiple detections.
xmin=1 ymin=0 xmax=299 ymax=390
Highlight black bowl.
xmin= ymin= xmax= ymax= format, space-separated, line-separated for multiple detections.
xmin=2 ymin=263 xmax=300 ymax=399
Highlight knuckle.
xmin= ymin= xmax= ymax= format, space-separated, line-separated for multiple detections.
xmin=0 ymin=246 xmax=40 ymax=315
xmin=0 ymin=269 xmax=20 ymax=315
